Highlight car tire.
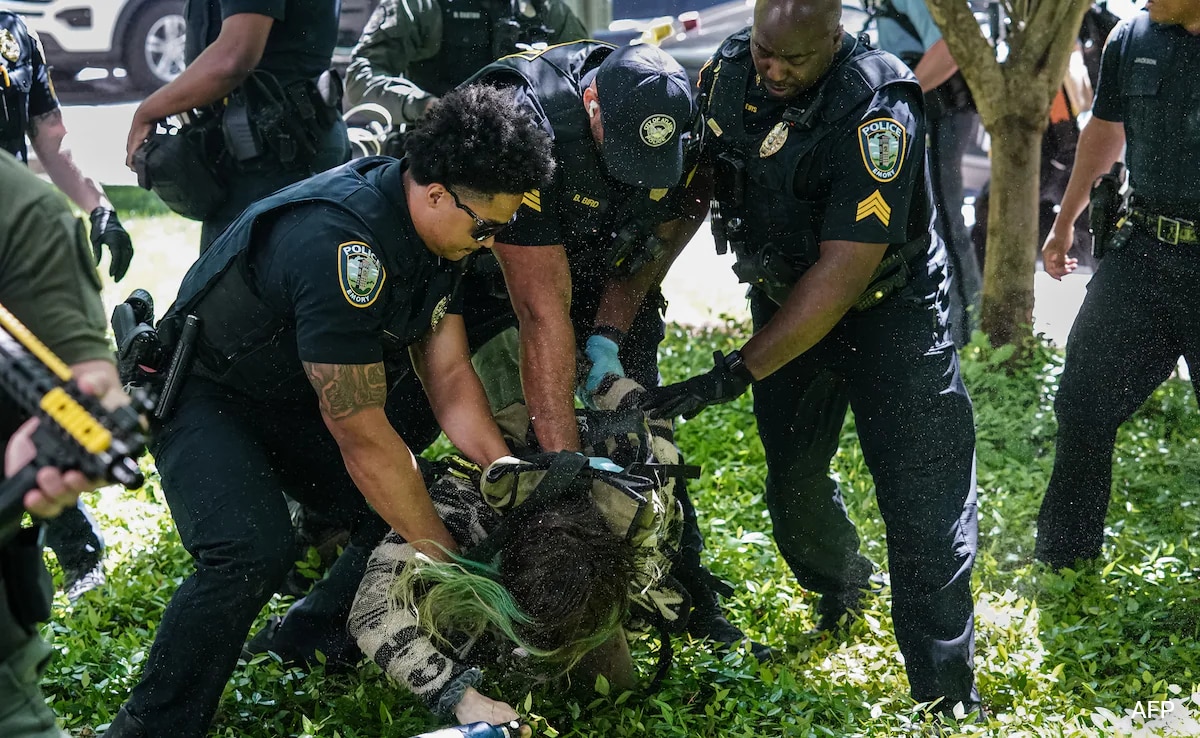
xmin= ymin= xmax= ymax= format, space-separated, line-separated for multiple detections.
xmin=122 ymin=0 xmax=187 ymax=92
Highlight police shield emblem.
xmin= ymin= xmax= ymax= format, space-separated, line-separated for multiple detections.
xmin=0 ymin=30 xmax=19 ymax=63
xmin=760 ymin=121 xmax=789 ymax=158
xmin=641 ymin=115 xmax=676 ymax=147
xmin=858 ymin=118 xmax=907 ymax=182
xmin=338 ymin=241 xmax=386 ymax=308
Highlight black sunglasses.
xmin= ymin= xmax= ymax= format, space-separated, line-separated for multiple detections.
xmin=447 ymin=187 xmax=517 ymax=242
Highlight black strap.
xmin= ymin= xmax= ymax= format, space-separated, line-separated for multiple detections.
xmin=465 ymin=452 xmax=589 ymax=563
xmin=647 ymin=629 xmax=674 ymax=692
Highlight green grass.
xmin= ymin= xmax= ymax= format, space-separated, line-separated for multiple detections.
xmin=38 ymin=214 xmax=1200 ymax=737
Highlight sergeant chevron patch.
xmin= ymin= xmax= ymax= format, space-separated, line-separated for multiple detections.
xmin=521 ymin=189 xmax=542 ymax=212
xmin=858 ymin=118 xmax=907 ymax=183
xmin=856 ymin=190 xmax=892 ymax=227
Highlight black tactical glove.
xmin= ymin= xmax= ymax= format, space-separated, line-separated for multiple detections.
xmin=89 ymin=207 xmax=134 ymax=282
xmin=640 ymin=350 xmax=754 ymax=420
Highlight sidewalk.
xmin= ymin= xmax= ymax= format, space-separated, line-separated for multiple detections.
xmin=661 ymin=225 xmax=1094 ymax=348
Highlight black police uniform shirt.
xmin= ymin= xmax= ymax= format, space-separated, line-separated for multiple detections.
xmin=0 ymin=12 xmax=59 ymax=163
xmin=499 ymin=84 xmax=685 ymax=276
xmin=242 ymin=173 xmax=462 ymax=403
xmin=699 ymin=34 xmax=928 ymax=249
xmin=186 ymin=0 xmax=338 ymax=85
xmin=1092 ymin=15 xmax=1200 ymax=215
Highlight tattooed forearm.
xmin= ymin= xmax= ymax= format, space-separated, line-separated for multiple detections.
xmin=303 ymin=361 xmax=388 ymax=420
xmin=27 ymin=108 xmax=63 ymax=140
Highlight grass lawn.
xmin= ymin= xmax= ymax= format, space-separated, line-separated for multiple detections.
xmin=38 ymin=190 xmax=1200 ymax=737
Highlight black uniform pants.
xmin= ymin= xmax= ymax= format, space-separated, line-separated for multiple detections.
xmin=929 ymin=108 xmax=982 ymax=347
xmin=751 ymin=290 xmax=979 ymax=705
xmin=1036 ymin=234 xmax=1200 ymax=567
xmin=120 ymin=378 xmax=399 ymax=736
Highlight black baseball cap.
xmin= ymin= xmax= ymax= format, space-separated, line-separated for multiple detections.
xmin=593 ymin=44 xmax=695 ymax=188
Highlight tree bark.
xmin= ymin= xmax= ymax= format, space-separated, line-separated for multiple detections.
xmin=925 ymin=0 xmax=1094 ymax=345
xmin=981 ymin=114 xmax=1043 ymax=346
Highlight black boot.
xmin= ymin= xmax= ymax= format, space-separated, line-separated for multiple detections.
xmin=687 ymin=584 xmax=777 ymax=663
xmin=807 ymin=572 xmax=888 ymax=636
xmin=102 ymin=706 xmax=148 ymax=737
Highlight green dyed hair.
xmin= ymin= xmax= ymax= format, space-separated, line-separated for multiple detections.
xmin=391 ymin=495 xmax=635 ymax=671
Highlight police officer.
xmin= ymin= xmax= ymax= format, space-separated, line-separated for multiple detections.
xmin=868 ymin=0 xmax=981 ymax=347
xmin=1036 ymin=2 xmax=1200 ymax=570
xmin=643 ymin=0 xmax=980 ymax=716
xmin=0 ymin=148 xmax=129 ymax=737
xmin=346 ymin=0 xmax=587 ymax=129
xmin=1 ymin=11 xmax=134 ymax=282
xmin=125 ymin=0 xmax=351 ymax=251
xmin=457 ymin=42 xmax=767 ymax=658
xmin=103 ymin=85 xmax=555 ymax=738
xmin=1 ymin=11 xmax=134 ymax=600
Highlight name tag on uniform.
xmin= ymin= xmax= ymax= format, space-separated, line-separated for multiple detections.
xmin=452 ymin=11 xmax=483 ymax=19
xmin=572 ymin=193 xmax=601 ymax=208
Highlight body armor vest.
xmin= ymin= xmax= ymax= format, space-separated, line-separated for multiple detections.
xmin=408 ymin=0 xmax=563 ymax=98
xmin=1116 ymin=14 xmax=1200 ymax=215
xmin=163 ymin=157 xmax=461 ymax=398
xmin=0 ymin=13 xmax=37 ymax=162
xmin=704 ymin=31 xmax=932 ymax=303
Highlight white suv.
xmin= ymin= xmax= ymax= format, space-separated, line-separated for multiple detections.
xmin=1 ymin=0 xmax=185 ymax=90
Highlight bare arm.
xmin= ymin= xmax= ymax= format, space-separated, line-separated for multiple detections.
xmin=1052 ymin=117 xmax=1127 ymax=228
xmin=912 ymin=38 xmax=959 ymax=93
xmin=1042 ymin=117 xmax=1126 ymax=279
xmin=741 ymin=240 xmax=887 ymax=379
xmin=27 ymin=109 xmax=110 ymax=214
xmin=409 ymin=314 xmax=510 ymax=466
xmin=304 ymin=360 xmax=457 ymax=558
xmin=126 ymin=12 xmax=274 ymax=166
xmin=494 ymin=242 xmax=581 ymax=452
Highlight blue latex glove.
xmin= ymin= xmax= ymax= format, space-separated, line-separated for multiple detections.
xmin=583 ymin=455 xmax=623 ymax=473
xmin=581 ymin=334 xmax=624 ymax=406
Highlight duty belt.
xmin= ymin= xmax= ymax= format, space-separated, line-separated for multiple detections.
xmin=1130 ymin=210 xmax=1199 ymax=246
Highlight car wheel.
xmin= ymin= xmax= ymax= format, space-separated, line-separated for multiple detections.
xmin=123 ymin=0 xmax=187 ymax=92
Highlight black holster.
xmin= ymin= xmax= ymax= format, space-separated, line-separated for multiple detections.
xmin=133 ymin=110 xmax=228 ymax=221
xmin=1089 ymin=162 xmax=1128 ymax=260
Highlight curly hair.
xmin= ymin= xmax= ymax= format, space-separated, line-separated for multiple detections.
xmin=392 ymin=494 xmax=635 ymax=671
xmin=404 ymin=83 xmax=555 ymax=196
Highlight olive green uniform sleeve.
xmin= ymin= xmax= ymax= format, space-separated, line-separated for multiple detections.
xmin=544 ymin=1 xmax=589 ymax=45
xmin=345 ymin=0 xmax=589 ymax=126
xmin=345 ymin=0 xmax=446 ymax=126
xmin=0 ymin=153 xmax=112 ymax=366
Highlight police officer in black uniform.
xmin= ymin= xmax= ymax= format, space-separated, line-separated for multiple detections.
xmin=125 ymin=0 xmax=350 ymax=251
xmin=104 ymin=85 xmax=555 ymax=738
xmin=643 ymin=0 xmax=980 ymax=716
xmin=1036 ymin=2 xmax=1200 ymax=570
xmin=457 ymin=42 xmax=769 ymax=658
xmin=1 ymin=10 xmax=136 ymax=602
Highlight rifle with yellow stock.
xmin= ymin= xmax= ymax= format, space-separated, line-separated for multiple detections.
xmin=0 ymin=303 xmax=147 ymax=545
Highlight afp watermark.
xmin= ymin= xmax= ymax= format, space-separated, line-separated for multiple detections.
xmin=1132 ymin=699 xmax=1179 ymax=719
xmin=1091 ymin=697 xmax=1200 ymax=736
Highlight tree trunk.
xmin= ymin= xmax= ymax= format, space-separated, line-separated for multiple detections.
xmin=926 ymin=0 xmax=1094 ymax=346
xmin=981 ymin=114 xmax=1044 ymax=346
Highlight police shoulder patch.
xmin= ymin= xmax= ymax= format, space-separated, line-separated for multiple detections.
xmin=858 ymin=118 xmax=908 ymax=183
xmin=338 ymin=241 xmax=385 ymax=308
